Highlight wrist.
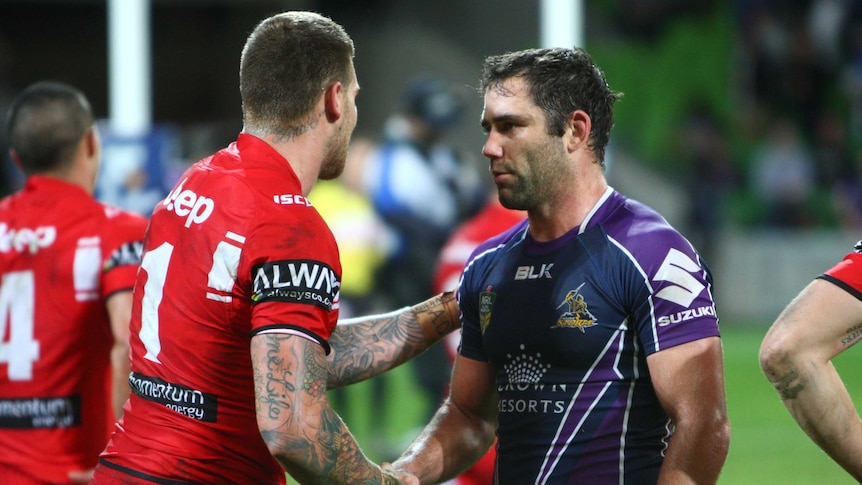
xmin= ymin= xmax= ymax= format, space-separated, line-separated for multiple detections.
xmin=380 ymin=463 xmax=401 ymax=484
xmin=411 ymin=291 xmax=460 ymax=343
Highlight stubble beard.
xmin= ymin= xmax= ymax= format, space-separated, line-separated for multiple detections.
xmin=319 ymin=129 xmax=349 ymax=181
xmin=497 ymin=137 xmax=565 ymax=211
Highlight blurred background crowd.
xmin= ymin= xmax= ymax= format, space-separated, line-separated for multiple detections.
xmin=5 ymin=1 xmax=862 ymax=234
xmin=2 ymin=0 xmax=862 ymax=462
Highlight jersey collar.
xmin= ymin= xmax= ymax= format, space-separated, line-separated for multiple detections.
xmin=25 ymin=175 xmax=91 ymax=199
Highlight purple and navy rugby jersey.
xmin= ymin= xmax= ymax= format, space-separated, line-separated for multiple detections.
xmin=458 ymin=187 xmax=720 ymax=485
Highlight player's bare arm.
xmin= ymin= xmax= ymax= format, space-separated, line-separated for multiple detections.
xmin=391 ymin=354 xmax=498 ymax=484
xmin=648 ymin=336 xmax=730 ymax=484
xmin=327 ymin=291 xmax=459 ymax=389
xmin=760 ymin=279 xmax=862 ymax=481
xmin=251 ymin=333 xmax=402 ymax=484
xmin=105 ymin=290 xmax=134 ymax=419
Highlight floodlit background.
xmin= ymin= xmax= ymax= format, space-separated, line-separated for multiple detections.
xmin=2 ymin=1 xmax=861 ymax=483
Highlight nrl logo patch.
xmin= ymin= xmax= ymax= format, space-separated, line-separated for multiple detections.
xmin=553 ymin=282 xmax=597 ymax=333
xmin=479 ymin=286 xmax=496 ymax=334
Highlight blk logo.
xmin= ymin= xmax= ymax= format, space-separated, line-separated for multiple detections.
xmin=514 ymin=263 xmax=553 ymax=280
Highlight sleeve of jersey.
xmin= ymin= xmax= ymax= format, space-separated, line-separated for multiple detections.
xmin=244 ymin=208 xmax=340 ymax=354
xmin=457 ymin=255 xmax=488 ymax=362
xmin=631 ymin=235 xmax=721 ymax=356
xmin=101 ymin=210 xmax=148 ymax=298
xmin=818 ymin=252 xmax=862 ymax=301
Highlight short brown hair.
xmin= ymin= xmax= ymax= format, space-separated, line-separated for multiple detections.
xmin=6 ymin=81 xmax=94 ymax=175
xmin=480 ymin=47 xmax=621 ymax=166
xmin=240 ymin=11 xmax=354 ymax=138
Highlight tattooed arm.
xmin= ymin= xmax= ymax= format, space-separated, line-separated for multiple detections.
xmin=251 ymin=334 xmax=404 ymax=484
xmin=760 ymin=278 xmax=862 ymax=481
xmin=326 ymin=291 xmax=460 ymax=389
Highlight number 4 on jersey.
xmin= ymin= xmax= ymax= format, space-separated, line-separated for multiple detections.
xmin=0 ymin=271 xmax=40 ymax=381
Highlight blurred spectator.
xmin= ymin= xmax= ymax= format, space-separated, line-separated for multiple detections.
xmin=823 ymin=106 xmax=862 ymax=228
xmin=813 ymin=108 xmax=854 ymax=189
xmin=841 ymin=2 xmax=862 ymax=137
xmin=362 ymin=74 xmax=486 ymax=430
xmin=94 ymin=125 xmax=179 ymax=216
xmin=309 ymin=138 xmax=394 ymax=451
xmin=781 ymin=21 xmax=831 ymax=134
xmin=676 ymin=102 xmax=739 ymax=263
xmin=0 ymin=35 xmax=23 ymax=198
xmin=832 ymin=152 xmax=862 ymax=230
xmin=807 ymin=0 xmax=847 ymax=69
xmin=310 ymin=136 xmax=391 ymax=319
xmin=750 ymin=116 xmax=816 ymax=227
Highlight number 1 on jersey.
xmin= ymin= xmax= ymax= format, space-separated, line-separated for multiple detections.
xmin=140 ymin=242 xmax=173 ymax=363
xmin=138 ymin=236 xmax=243 ymax=363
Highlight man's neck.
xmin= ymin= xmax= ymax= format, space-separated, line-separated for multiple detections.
xmin=243 ymin=127 xmax=324 ymax=196
xmin=527 ymin=178 xmax=609 ymax=242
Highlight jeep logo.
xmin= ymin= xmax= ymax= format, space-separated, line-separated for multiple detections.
xmin=0 ymin=223 xmax=57 ymax=253
xmin=163 ymin=178 xmax=215 ymax=228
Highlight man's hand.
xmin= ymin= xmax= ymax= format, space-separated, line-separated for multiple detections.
xmin=382 ymin=462 xmax=419 ymax=485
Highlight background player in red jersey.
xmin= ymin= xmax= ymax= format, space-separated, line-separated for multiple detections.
xmin=432 ymin=195 xmax=524 ymax=485
xmin=760 ymin=241 xmax=862 ymax=481
xmin=91 ymin=11 xmax=460 ymax=485
xmin=0 ymin=81 xmax=148 ymax=484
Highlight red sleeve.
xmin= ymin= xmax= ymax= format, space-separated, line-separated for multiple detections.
xmin=100 ymin=208 xmax=148 ymax=298
xmin=243 ymin=203 xmax=341 ymax=350
xmin=820 ymin=252 xmax=862 ymax=300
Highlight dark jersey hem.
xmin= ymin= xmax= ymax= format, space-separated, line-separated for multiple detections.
xmin=98 ymin=459 xmax=200 ymax=485
xmin=817 ymin=274 xmax=862 ymax=302
xmin=104 ymin=287 xmax=135 ymax=301
xmin=250 ymin=324 xmax=331 ymax=355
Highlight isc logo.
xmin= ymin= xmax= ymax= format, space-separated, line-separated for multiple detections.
xmin=273 ymin=194 xmax=313 ymax=206
xmin=163 ymin=178 xmax=215 ymax=228
xmin=514 ymin=263 xmax=553 ymax=280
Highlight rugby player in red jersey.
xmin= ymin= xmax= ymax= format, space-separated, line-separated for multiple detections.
xmin=91 ymin=11 xmax=459 ymax=485
xmin=0 ymin=81 xmax=148 ymax=484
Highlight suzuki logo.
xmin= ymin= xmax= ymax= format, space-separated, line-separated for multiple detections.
xmin=652 ymin=248 xmax=705 ymax=307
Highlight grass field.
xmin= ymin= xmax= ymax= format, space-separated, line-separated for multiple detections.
xmin=305 ymin=323 xmax=862 ymax=484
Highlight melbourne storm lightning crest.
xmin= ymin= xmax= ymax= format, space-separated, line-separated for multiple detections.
xmin=553 ymin=282 xmax=597 ymax=332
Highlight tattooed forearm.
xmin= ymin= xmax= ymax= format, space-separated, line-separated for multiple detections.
xmin=252 ymin=335 xmax=387 ymax=484
xmin=413 ymin=291 xmax=460 ymax=341
xmin=327 ymin=309 xmax=425 ymax=388
xmin=327 ymin=292 xmax=460 ymax=389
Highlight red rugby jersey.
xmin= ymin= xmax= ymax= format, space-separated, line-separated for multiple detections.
xmin=0 ymin=176 xmax=147 ymax=483
xmin=821 ymin=246 xmax=862 ymax=297
xmin=98 ymin=134 xmax=341 ymax=485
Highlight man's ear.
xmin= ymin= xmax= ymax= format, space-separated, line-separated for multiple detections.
xmin=83 ymin=127 xmax=98 ymax=158
xmin=9 ymin=150 xmax=23 ymax=172
xmin=323 ymin=81 xmax=344 ymax=123
xmin=565 ymin=110 xmax=591 ymax=153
